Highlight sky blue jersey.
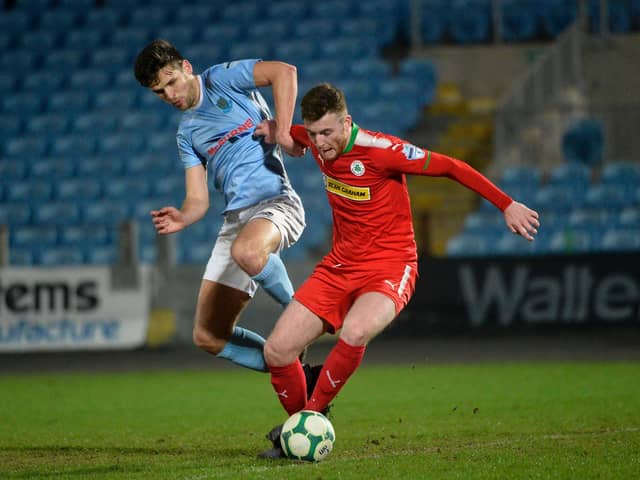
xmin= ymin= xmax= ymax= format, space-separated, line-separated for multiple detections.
xmin=176 ymin=59 xmax=292 ymax=213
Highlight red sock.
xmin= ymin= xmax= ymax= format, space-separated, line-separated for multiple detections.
xmin=306 ymin=338 xmax=366 ymax=412
xmin=268 ymin=360 xmax=307 ymax=416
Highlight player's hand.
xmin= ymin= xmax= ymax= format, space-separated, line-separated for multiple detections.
xmin=276 ymin=130 xmax=307 ymax=157
xmin=504 ymin=201 xmax=540 ymax=241
xmin=255 ymin=119 xmax=276 ymax=143
xmin=150 ymin=206 xmax=186 ymax=235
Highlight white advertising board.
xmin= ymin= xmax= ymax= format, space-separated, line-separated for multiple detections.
xmin=0 ymin=267 xmax=150 ymax=352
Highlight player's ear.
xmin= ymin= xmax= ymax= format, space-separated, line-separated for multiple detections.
xmin=182 ymin=59 xmax=194 ymax=74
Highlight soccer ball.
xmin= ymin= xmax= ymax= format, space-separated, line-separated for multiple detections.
xmin=280 ymin=410 xmax=335 ymax=462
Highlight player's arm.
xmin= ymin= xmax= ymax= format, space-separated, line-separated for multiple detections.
xmin=151 ymin=165 xmax=209 ymax=235
xmin=388 ymin=145 xmax=539 ymax=241
xmin=253 ymin=61 xmax=305 ymax=157
xmin=254 ymin=121 xmax=309 ymax=153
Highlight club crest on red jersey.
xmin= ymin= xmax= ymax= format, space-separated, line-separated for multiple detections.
xmin=350 ymin=160 xmax=365 ymax=176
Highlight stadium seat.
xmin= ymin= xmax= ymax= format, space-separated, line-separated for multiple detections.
xmin=2 ymin=92 xmax=44 ymax=115
xmin=4 ymin=181 xmax=54 ymax=203
xmin=319 ymin=36 xmax=376 ymax=60
xmin=562 ymin=118 xmax=604 ymax=166
xmin=93 ymin=89 xmax=139 ymax=112
xmin=155 ymin=25 xmax=197 ymax=47
xmin=619 ymin=207 xmax=640 ymax=228
xmin=11 ymin=226 xmax=58 ymax=250
xmin=85 ymin=245 xmax=119 ymax=265
xmin=228 ymin=42 xmax=272 ymax=62
xmin=0 ymin=114 xmax=23 ymax=140
xmin=69 ymin=69 xmax=111 ymax=90
xmin=548 ymin=162 xmax=592 ymax=189
xmin=0 ymin=9 xmax=34 ymax=35
xmin=119 ymin=111 xmax=166 ymax=131
xmin=584 ymin=184 xmax=633 ymax=210
xmin=32 ymin=201 xmax=82 ymax=227
xmin=600 ymin=161 xmax=640 ymax=190
xmin=50 ymin=134 xmax=96 ymax=158
xmin=246 ymin=19 xmax=291 ymax=43
xmin=63 ymin=29 xmax=105 ymax=51
xmin=175 ymin=4 xmax=214 ymax=26
xmin=4 ymin=135 xmax=49 ymax=158
xmin=39 ymin=246 xmax=84 ymax=266
xmin=107 ymin=26 xmax=152 ymax=50
xmin=22 ymin=71 xmax=67 ymax=93
xmin=533 ymin=184 xmax=586 ymax=212
xmin=19 ymin=31 xmax=59 ymax=54
xmin=55 ymin=178 xmax=102 ymax=201
xmin=43 ymin=49 xmax=86 ymax=71
xmin=272 ymin=41 xmax=317 ymax=66
xmin=549 ymin=228 xmax=594 ymax=254
xmin=83 ymin=8 xmax=124 ymax=31
xmin=96 ymin=133 xmax=146 ymax=156
xmin=75 ymin=155 xmax=127 ymax=177
xmin=0 ymin=160 xmax=28 ymax=181
xmin=220 ymin=2 xmax=262 ymax=25
xmin=38 ymin=8 xmax=81 ymax=32
xmin=103 ymin=177 xmax=152 ymax=201
xmin=266 ymin=0 xmax=308 ymax=19
xmin=60 ymin=225 xmax=112 ymax=247
xmin=9 ymin=248 xmax=34 ymax=266
xmin=500 ymin=1 xmax=539 ymax=42
xmin=449 ymin=3 xmax=491 ymax=44
xmin=128 ymin=6 xmax=169 ymax=28
xmin=25 ymin=113 xmax=70 ymax=136
xmin=302 ymin=60 xmax=348 ymax=84
xmin=446 ymin=232 xmax=492 ymax=257
xmin=90 ymin=48 xmax=131 ymax=72
xmin=540 ymin=0 xmax=577 ymax=38
xmin=30 ymin=156 xmax=76 ymax=179
xmin=601 ymin=228 xmax=640 ymax=251
xmin=47 ymin=91 xmax=91 ymax=114
xmin=83 ymin=200 xmax=132 ymax=226
xmin=72 ymin=112 xmax=119 ymax=134
xmin=0 ymin=202 xmax=33 ymax=226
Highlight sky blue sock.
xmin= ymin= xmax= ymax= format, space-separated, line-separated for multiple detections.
xmin=217 ymin=327 xmax=267 ymax=372
xmin=251 ymin=253 xmax=293 ymax=307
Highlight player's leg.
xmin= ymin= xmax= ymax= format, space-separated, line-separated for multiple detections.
xmin=263 ymin=299 xmax=327 ymax=415
xmin=231 ymin=195 xmax=305 ymax=307
xmin=193 ymin=217 xmax=270 ymax=372
xmin=192 ymin=279 xmax=269 ymax=371
xmin=305 ymin=292 xmax=397 ymax=413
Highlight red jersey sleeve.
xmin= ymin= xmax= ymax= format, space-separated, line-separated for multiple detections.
xmin=382 ymin=142 xmax=513 ymax=211
xmin=290 ymin=124 xmax=311 ymax=148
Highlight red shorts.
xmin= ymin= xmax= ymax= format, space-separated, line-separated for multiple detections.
xmin=294 ymin=259 xmax=418 ymax=333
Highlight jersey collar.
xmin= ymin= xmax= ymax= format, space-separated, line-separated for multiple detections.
xmin=342 ymin=122 xmax=359 ymax=154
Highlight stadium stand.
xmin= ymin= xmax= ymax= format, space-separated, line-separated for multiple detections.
xmin=1 ymin=0 xmax=638 ymax=266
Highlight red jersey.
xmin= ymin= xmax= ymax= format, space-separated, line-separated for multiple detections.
xmin=291 ymin=123 xmax=512 ymax=266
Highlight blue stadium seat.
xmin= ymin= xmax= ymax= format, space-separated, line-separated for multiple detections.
xmin=22 ymin=71 xmax=67 ymax=93
xmin=11 ymin=226 xmax=58 ymax=250
xmin=103 ymin=177 xmax=152 ymax=201
xmin=4 ymin=135 xmax=49 ymax=158
xmin=25 ymin=113 xmax=70 ymax=136
xmin=446 ymin=232 xmax=492 ymax=257
xmin=9 ymin=248 xmax=34 ymax=266
xmin=0 ymin=160 xmax=28 ymax=181
xmin=0 ymin=9 xmax=34 ymax=35
xmin=619 ymin=207 xmax=640 ymax=228
xmin=128 ymin=6 xmax=169 ymax=27
xmin=1 ymin=92 xmax=44 ymax=115
xmin=548 ymin=162 xmax=592 ymax=189
xmin=69 ymin=69 xmax=111 ymax=90
xmin=348 ymin=58 xmax=392 ymax=81
xmin=319 ymin=36 xmax=376 ymax=59
xmin=0 ymin=114 xmax=23 ymax=140
xmin=601 ymin=228 xmax=640 ymax=252
xmin=340 ymin=18 xmax=392 ymax=47
xmin=221 ymin=2 xmax=262 ymax=25
xmin=39 ymin=246 xmax=84 ymax=266
xmin=533 ymin=184 xmax=586 ymax=212
xmin=93 ymin=89 xmax=139 ymax=111
xmin=567 ymin=208 xmax=613 ymax=231
xmin=119 ymin=111 xmax=166 ymax=131
xmin=177 ymin=238 xmax=214 ymax=265
xmin=267 ymin=0 xmax=308 ymax=19
xmin=107 ymin=26 xmax=152 ymax=49
xmin=302 ymin=60 xmax=348 ymax=84
xmin=500 ymin=164 xmax=542 ymax=188
xmin=85 ymin=245 xmax=119 ymax=265
xmin=72 ymin=112 xmax=119 ymax=134
xmin=200 ymin=24 xmax=242 ymax=46
xmin=272 ymin=41 xmax=316 ymax=66
xmin=43 ymin=49 xmax=86 ymax=71
xmin=4 ymin=181 xmax=54 ymax=203
xmin=83 ymin=8 xmax=124 ymax=31
xmin=50 ymin=134 xmax=96 ymax=158
xmin=449 ymin=3 xmax=491 ymax=43
xmin=30 ymin=156 xmax=76 ymax=179
xmin=495 ymin=231 xmax=543 ymax=256
xmin=96 ymin=133 xmax=146 ymax=156
xmin=47 ymin=90 xmax=91 ymax=114
xmin=155 ymin=25 xmax=198 ymax=46
xmin=601 ymin=161 xmax=640 ymax=191
xmin=19 ymin=31 xmax=59 ymax=54
xmin=38 ymin=8 xmax=82 ymax=32
xmin=500 ymin=1 xmax=540 ymax=42
xmin=540 ymin=0 xmax=577 ymax=38
xmin=462 ymin=211 xmax=506 ymax=240
xmin=83 ymin=200 xmax=132 ymax=226
xmin=293 ymin=18 xmax=337 ymax=39
xmin=55 ymin=178 xmax=102 ymax=201
xmin=175 ymin=4 xmax=214 ymax=26
xmin=0 ymin=202 xmax=33 ymax=226
xmin=75 ymin=155 xmax=127 ymax=177
xmin=246 ymin=19 xmax=291 ymax=42
xmin=228 ymin=42 xmax=272 ymax=62
xmin=0 ymin=73 xmax=16 ymax=93
xmin=32 ymin=201 xmax=82 ymax=227
xmin=60 ymin=225 xmax=112 ymax=247
xmin=549 ymin=228 xmax=594 ymax=254
xmin=90 ymin=48 xmax=131 ymax=72
xmin=562 ymin=118 xmax=604 ymax=166
xmin=398 ymin=58 xmax=438 ymax=101
xmin=64 ymin=29 xmax=105 ymax=50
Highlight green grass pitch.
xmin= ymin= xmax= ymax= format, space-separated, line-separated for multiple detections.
xmin=1 ymin=362 xmax=639 ymax=479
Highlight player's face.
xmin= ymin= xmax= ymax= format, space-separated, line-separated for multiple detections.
xmin=304 ymin=112 xmax=351 ymax=162
xmin=150 ymin=60 xmax=199 ymax=110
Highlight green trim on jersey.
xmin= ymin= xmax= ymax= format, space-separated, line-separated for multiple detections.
xmin=422 ymin=150 xmax=432 ymax=170
xmin=343 ymin=122 xmax=360 ymax=154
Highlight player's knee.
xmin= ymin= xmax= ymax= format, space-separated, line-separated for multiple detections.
xmin=263 ymin=339 xmax=292 ymax=367
xmin=192 ymin=326 xmax=226 ymax=355
xmin=340 ymin=328 xmax=369 ymax=348
xmin=230 ymin=241 xmax=266 ymax=276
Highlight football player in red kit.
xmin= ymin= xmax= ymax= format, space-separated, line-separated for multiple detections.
xmin=254 ymin=83 xmax=539 ymax=458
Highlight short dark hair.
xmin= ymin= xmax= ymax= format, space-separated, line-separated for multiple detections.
xmin=300 ymin=83 xmax=348 ymax=122
xmin=134 ymin=39 xmax=184 ymax=87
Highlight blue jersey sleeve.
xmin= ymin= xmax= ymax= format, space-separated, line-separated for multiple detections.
xmin=204 ymin=59 xmax=259 ymax=93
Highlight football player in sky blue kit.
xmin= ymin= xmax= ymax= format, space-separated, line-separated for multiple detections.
xmin=134 ymin=40 xmax=307 ymax=373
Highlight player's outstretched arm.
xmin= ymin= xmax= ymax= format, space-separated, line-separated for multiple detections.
xmin=151 ymin=165 xmax=209 ymax=235
xmin=503 ymin=201 xmax=540 ymax=241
